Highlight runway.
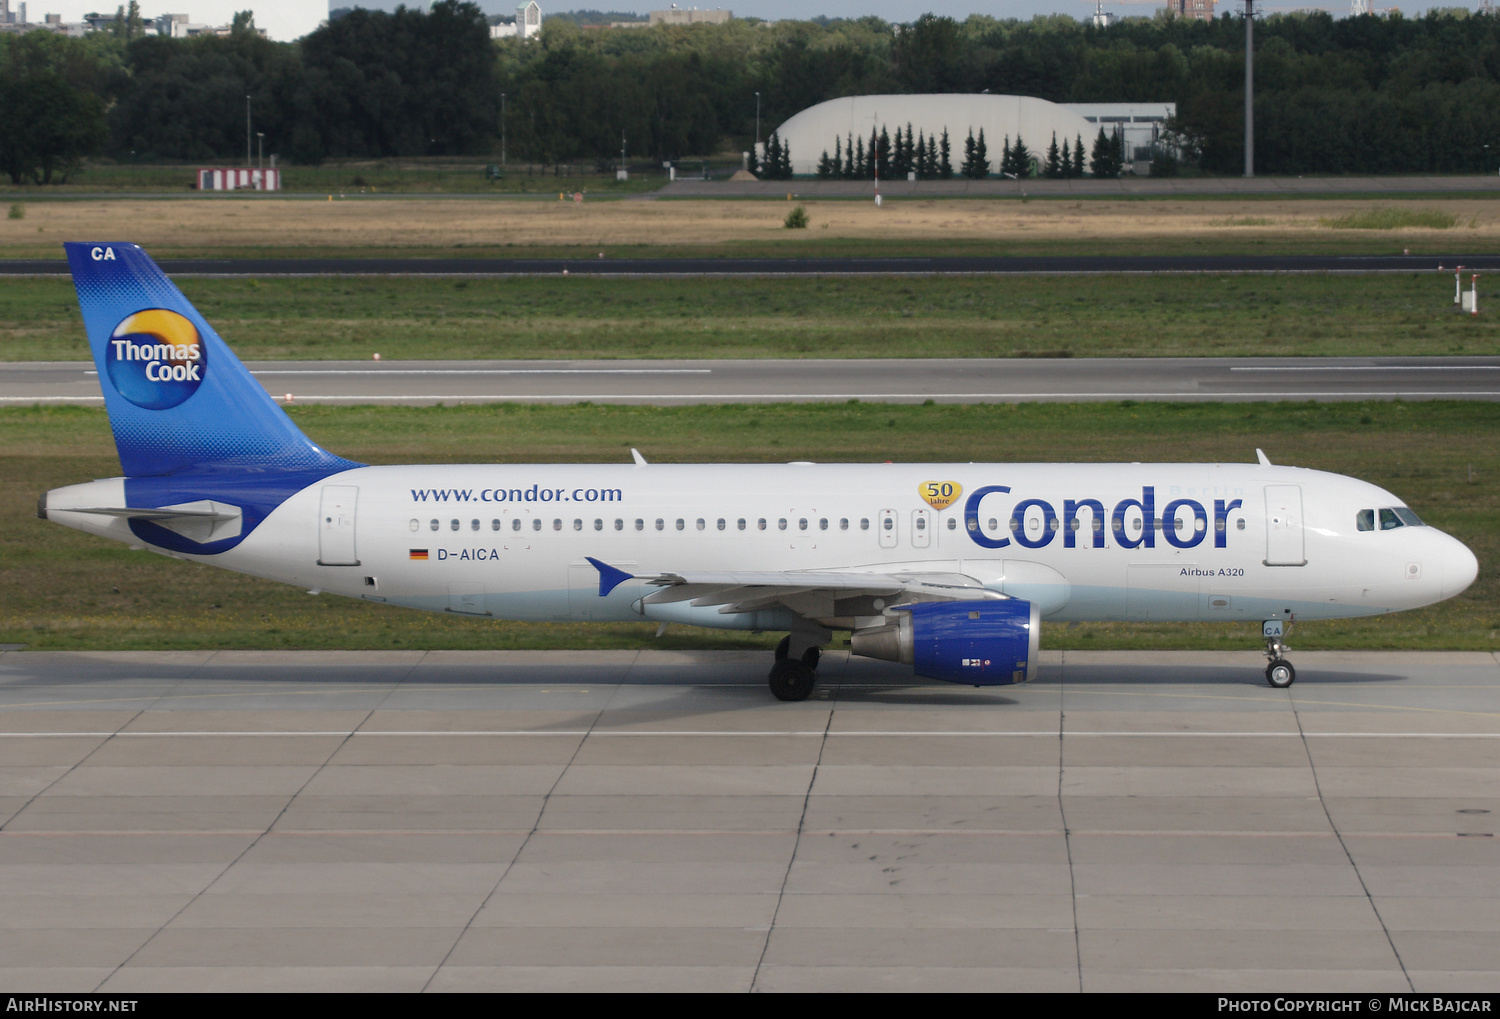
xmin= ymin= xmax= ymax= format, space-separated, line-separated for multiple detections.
xmin=1 ymin=648 xmax=1497 ymax=991
xmin=4 ymin=253 xmax=1500 ymax=276
xmin=5 ymin=357 xmax=1500 ymax=406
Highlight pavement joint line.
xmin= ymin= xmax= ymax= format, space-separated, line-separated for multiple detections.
xmin=1 ymin=827 xmax=1483 ymax=839
xmin=1290 ymin=690 xmax=1414 ymax=992
xmin=419 ymin=661 xmax=620 ymax=993
xmin=4 ymin=729 xmax=1500 ymax=738
xmin=750 ymin=673 xmax=837 ymax=992
xmin=93 ymin=701 xmax=384 ymax=992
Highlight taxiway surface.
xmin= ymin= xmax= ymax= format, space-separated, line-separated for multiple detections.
xmin=1 ymin=648 xmax=1497 ymax=992
xmin=5 ymin=357 xmax=1500 ymax=406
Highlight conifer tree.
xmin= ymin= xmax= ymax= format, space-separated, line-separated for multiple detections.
xmin=1045 ymin=132 xmax=1062 ymax=178
xmin=845 ymin=133 xmax=856 ymax=180
xmin=780 ymin=137 xmax=793 ymax=178
xmin=1000 ymin=135 xmax=1012 ymax=177
xmin=817 ymin=150 xmax=832 ymax=179
xmin=832 ymin=136 xmax=842 ymax=178
xmin=974 ymin=128 xmax=989 ymax=178
xmin=854 ymin=136 xmax=865 ymax=179
xmin=1011 ymin=134 xmax=1031 ymax=178
xmin=1072 ymin=133 xmax=1085 ymax=178
xmin=1089 ymin=127 xmax=1113 ymax=178
xmin=869 ymin=127 xmax=879 ymax=179
xmin=961 ymin=129 xmax=977 ymax=178
xmin=936 ymin=132 xmax=949 ymax=179
xmin=877 ymin=126 xmax=890 ymax=180
xmin=1060 ymin=137 xmax=1072 ymax=178
xmin=915 ymin=130 xmax=927 ymax=179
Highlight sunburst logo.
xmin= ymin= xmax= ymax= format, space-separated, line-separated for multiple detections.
xmin=104 ymin=309 xmax=207 ymax=410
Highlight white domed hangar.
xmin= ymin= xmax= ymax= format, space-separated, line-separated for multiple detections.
xmin=770 ymin=94 xmax=1174 ymax=177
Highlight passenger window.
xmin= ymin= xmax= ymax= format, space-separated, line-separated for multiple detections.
xmin=779 ymin=518 xmax=788 ymax=530
xmin=883 ymin=517 xmax=894 ymax=531
xmin=916 ymin=517 xmax=926 ymax=531
xmin=737 ymin=518 xmax=746 ymax=530
xmin=840 ymin=518 xmax=849 ymax=530
xmin=636 ymin=519 xmax=644 ymax=531
xmin=573 ymin=519 xmax=583 ymax=531
xmin=676 ymin=519 xmax=685 ymax=531
xmin=656 ymin=518 xmax=664 ymax=531
xmin=717 ymin=518 xmax=726 ymax=531
xmin=1356 ymin=509 xmax=1374 ymax=532
xmin=594 ymin=519 xmax=603 ymax=531
xmin=1236 ymin=518 xmax=1245 ymax=531
xmin=758 ymin=518 xmax=767 ymax=530
xmin=987 ymin=518 xmax=997 ymax=531
xmin=471 ymin=519 xmax=480 ymax=532
xmin=798 ymin=518 xmax=808 ymax=530
xmin=615 ymin=519 xmax=623 ymax=531
xmin=409 ymin=519 xmax=419 ymax=532
xmin=696 ymin=518 xmax=705 ymax=531
xmin=533 ymin=519 xmax=542 ymax=531
xmin=1380 ymin=508 xmax=1402 ymax=530
xmin=553 ymin=519 xmax=562 ymax=531
xmin=512 ymin=518 xmax=521 ymax=532
xmin=450 ymin=519 xmax=460 ymax=531
xmin=430 ymin=519 xmax=439 ymax=531
xmin=861 ymin=518 xmax=870 ymax=530
xmin=946 ymin=517 xmax=956 ymax=530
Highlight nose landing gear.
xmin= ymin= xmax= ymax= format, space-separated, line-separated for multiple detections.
xmin=1262 ymin=617 xmax=1296 ymax=688
xmin=769 ymin=630 xmax=828 ymax=701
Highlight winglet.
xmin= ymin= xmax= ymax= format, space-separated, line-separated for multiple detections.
xmin=1256 ymin=448 xmax=1272 ymax=467
xmin=585 ymin=556 xmax=635 ymax=597
xmin=631 ymin=448 xmax=648 ymax=467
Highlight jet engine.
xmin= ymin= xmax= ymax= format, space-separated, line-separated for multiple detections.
xmin=851 ymin=599 xmax=1040 ymax=685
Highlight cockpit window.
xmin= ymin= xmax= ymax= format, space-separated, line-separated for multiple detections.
xmin=1393 ymin=507 xmax=1424 ymax=527
xmin=1379 ymin=508 xmax=1401 ymax=530
xmin=1356 ymin=509 xmax=1374 ymax=532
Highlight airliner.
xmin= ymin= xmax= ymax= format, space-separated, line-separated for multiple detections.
xmin=38 ymin=243 xmax=1479 ymax=700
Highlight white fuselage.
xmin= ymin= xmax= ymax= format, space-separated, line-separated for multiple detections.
xmin=46 ymin=461 xmax=1479 ymax=629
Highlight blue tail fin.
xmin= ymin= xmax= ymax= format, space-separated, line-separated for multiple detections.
xmin=66 ymin=242 xmax=357 ymax=478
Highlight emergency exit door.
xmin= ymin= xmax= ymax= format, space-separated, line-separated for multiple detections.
xmin=318 ymin=485 xmax=360 ymax=566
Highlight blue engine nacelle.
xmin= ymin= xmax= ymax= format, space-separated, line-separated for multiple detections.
xmin=849 ymin=599 xmax=1041 ymax=686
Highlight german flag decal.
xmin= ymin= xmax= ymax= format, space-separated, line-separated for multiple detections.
xmin=409 ymin=549 xmax=429 ymax=560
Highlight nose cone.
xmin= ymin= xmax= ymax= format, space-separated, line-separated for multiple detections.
xmin=1443 ymin=535 xmax=1480 ymax=600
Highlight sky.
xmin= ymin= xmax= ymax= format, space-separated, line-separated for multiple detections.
xmin=9 ymin=0 xmax=1473 ymax=43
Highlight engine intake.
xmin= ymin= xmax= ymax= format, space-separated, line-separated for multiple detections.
xmin=851 ymin=599 xmax=1040 ymax=686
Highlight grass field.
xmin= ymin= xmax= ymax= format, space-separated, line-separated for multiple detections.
xmin=2 ymin=196 xmax=1498 ymax=260
xmin=2 ymin=272 xmax=1495 ymax=362
xmin=3 ymin=400 xmax=1494 ymax=653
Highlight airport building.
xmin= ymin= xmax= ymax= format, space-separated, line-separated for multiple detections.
xmin=770 ymin=94 xmax=1174 ymax=177
xmin=490 ymin=1 xmax=542 ymax=40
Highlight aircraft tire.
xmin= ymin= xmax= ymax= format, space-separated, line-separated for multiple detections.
xmin=1265 ymin=659 xmax=1296 ymax=688
xmin=769 ymin=659 xmax=816 ymax=702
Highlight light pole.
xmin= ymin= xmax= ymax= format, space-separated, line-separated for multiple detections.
xmin=1243 ymin=0 xmax=1254 ymax=179
xmin=245 ymin=95 xmax=252 ymax=170
xmin=256 ymin=131 xmax=263 ymax=188
xmin=754 ymin=91 xmax=761 ymax=152
xmin=500 ymin=92 xmax=507 ymax=167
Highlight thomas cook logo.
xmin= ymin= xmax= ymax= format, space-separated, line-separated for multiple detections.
xmin=105 ymin=309 xmax=207 ymax=410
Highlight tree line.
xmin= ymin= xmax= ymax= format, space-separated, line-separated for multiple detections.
xmin=3 ymin=3 xmax=1500 ymax=183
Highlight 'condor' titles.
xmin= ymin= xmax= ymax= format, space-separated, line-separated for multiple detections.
xmin=105 ymin=309 xmax=206 ymax=410
xmin=965 ymin=485 xmax=1245 ymax=552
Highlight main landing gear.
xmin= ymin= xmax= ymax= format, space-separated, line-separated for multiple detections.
xmin=769 ymin=631 xmax=828 ymax=702
xmin=1262 ymin=617 xmax=1296 ymax=688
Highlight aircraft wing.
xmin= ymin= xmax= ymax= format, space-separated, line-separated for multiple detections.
xmin=586 ymin=557 xmax=1003 ymax=620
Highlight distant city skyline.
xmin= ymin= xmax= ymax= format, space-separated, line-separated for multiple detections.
xmin=10 ymin=0 xmax=1478 ymax=45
